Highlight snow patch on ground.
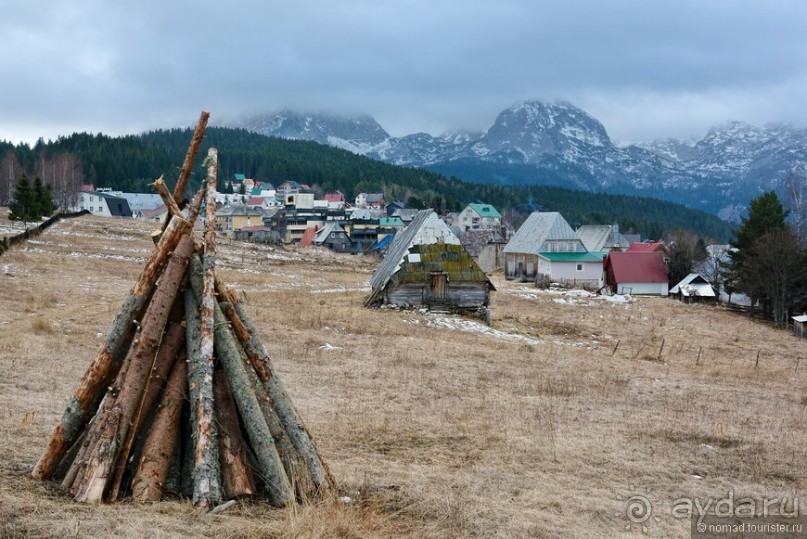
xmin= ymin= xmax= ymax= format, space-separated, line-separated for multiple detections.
xmin=406 ymin=315 xmax=542 ymax=346
xmin=514 ymin=286 xmax=633 ymax=306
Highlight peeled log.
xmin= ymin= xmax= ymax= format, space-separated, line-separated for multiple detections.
xmin=217 ymin=284 xmax=335 ymax=492
xmin=131 ymin=354 xmax=188 ymax=502
xmin=68 ymin=236 xmax=194 ymax=503
xmin=33 ymin=185 xmax=205 ymax=481
xmin=184 ymin=288 xmax=222 ymax=509
xmin=213 ymin=371 xmax=256 ymax=498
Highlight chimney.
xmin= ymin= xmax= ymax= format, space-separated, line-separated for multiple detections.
xmin=613 ymin=223 xmax=621 ymax=251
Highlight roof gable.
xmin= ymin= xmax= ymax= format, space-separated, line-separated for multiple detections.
xmin=503 ymin=212 xmax=577 ymax=254
xmin=576 ymin=224 xmax=630 ymax=252
xmin=369 ymin=210 xmax=471 ymax=292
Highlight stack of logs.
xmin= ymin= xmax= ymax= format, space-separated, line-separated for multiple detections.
xmin=31 ymin=112 xmax=334 ymax=509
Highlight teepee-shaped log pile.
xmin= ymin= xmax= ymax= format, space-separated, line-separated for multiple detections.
xmin=31 ymin=112 xmax=335 ymax=509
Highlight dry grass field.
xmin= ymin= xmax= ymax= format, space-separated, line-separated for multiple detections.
xmin=1 ymin=210 xmax=805 ymax=538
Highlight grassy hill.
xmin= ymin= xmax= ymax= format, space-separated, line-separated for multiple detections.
xmin=0 ymin=212 xmax=803 ymax=536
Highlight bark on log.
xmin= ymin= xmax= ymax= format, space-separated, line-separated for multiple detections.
xmin=172 ymin=111 xmax=210 ymax=203
xmin=131 ymin=354 xmax=188 ymax=502
xmin=107 ymin=321 xmax=186 ymax=498
xmin=213 ymin=371 xmax=256 ymax=498
xmin=212 ymin=303 xmax=316 ymax=499
xmin=67 ymin=236 xmax=194 ymax=503
xmin=152 ymin=176 xmax=185 ymax=220
xmin=190 ymin=256 xmax=294 ymax=506
xmin=33 ymin=185 xmax=205 ymax=481
xmin=217 ymin=283 xmax=335 ymax=491
xmin=184 ymin=288 xmax=223 ymax=509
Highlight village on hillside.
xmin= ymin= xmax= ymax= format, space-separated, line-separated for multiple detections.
xmin=63 ymin=174 xmax=755 ymax=323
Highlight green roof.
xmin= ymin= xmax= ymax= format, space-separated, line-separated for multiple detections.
xmin=234 ymin=173 xmax=246 ymax=181
xmin=538 ymin=252 xmax=604 ymax=262
xmin=379 ymin=217 xmax=404 ymax=227
xmin=468 ymin=203 xmax=501 ymax=218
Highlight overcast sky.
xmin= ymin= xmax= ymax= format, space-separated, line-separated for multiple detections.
xmin=2 ymin=1 xmax=806 ymax=146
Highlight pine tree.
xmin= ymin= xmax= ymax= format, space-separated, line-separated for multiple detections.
xmin=33 ymin=175 xmax=55 ymax=217
xmin=9 ymin=172 xmax=36 ymax=222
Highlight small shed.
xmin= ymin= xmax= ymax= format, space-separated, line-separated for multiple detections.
xmin=793 ymin=315 xmax=807 ymax=338
xmin=365 ymin=210 xmax=494 ymax=318
xmin=670 ymin=273 xmax=716 ymax=303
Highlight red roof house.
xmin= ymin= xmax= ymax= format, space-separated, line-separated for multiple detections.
xmin=626 ymin=241 xmax=668 ymax=254
xmin=604 ymin=251 xmax=669 ymax=295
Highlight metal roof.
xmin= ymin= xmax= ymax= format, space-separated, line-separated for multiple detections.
xmin=606 ymin=252 xmax=669 ymax=283
xmin=503 ymin=212 xmax=578 ymax=255
xmin=575 ymin=224 xmax=630 ymax=252
xmin=467 ymin=203 xmax=501 ymax=219
xmin=314 ymin=222 xmax=345 ymax=243
xmin=670 ymin=273 xmax=715 ymax=296
xmin=793 ymin=315 xmax=807 ymax=323
xmin=368 ymin=210 xmax=464 ymax=293
xmin=538 ymin=252 xmax=603 ymax=262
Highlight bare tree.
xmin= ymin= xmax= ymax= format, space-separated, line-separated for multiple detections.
xmin=0 ymin=151 xmax=21 ymax=206
xmin=778 ymin=167 xmax=807 ymax=244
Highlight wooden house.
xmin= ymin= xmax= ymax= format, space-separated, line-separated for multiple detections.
xmin=314 ymin=222 xmax=353 ymax=253
xmin=365 ymin=210 xmax=494 ymax=319
xmin=793 ymin=315 xmax=807 ymax=338
xmin=670 ymin=273 xmax=716 ymax=303
xmin=461 ymin=229 xmax=506 ymax=273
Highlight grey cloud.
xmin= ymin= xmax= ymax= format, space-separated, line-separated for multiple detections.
xmin=2 ymin=0 xmax=806 ymax=144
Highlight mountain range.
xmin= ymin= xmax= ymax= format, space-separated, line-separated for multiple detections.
xmin=234 ymin=100 xmax=807 ymax=220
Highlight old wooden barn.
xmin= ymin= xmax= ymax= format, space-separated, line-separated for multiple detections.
xmin=365 ymin=210 xmax=494 ymax=319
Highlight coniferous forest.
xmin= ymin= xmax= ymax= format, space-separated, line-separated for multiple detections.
xmin=0 ymin=127 xmax=733 ymax=241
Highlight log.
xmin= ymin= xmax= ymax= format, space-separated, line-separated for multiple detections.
xmin=184 ymin=150 xmax=222 ymax=509
xmin=33 ymin=185 xmax=205 ymax=481
xmin=172 ymin=111 xmax=210 ymax=203
xmin=107 ymin=320 xmax=186 ymax=499
xmin=190 ymin=256 xmax=294 ymax=506
xmin=217 ymin=283 xmax=336 ymax=491
xmin=67 ymin=235 xmax=194 ymax=502
xmin=131 ymin=354 xmax=188 ymax=502
xmin=152 ymin=176 xmax=185 ymax=220
xmin=184 ymin=288 xmax=223 ymax=509
xmin=214 ymin=300 xmax=314 ymax=500
xmin=213 ymin=371 xmax=256 ymax=498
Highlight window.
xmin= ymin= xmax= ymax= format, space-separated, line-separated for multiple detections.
xmin=576 ymin=263 xmax=583 ymax=272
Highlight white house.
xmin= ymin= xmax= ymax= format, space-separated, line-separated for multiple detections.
xmin=536 ymin=252 xmax=604 ymax=288
xmin=457 ymin=203 xmax=502 ymax=232
xmin=503 ymin=212 xmax=587 ymax=280
xmin=73 ymin=191 xmax=133 ymax=218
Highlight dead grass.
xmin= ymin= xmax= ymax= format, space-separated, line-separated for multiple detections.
xmin=0 ymin=212 xmax=805 ymax=537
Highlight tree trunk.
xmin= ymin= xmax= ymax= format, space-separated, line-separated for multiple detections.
xmin=190 ymin=256 xmax=294 ymax=506
xmin=217 ymin=283 xmax=336 ymax=492
xmin=67 ymin=235 xmax=194 ymax=503
xmin=213 ymin=371 xmax=256 ymax=498
xmin=184 ymin=288 xmax=223 ymax=509
xmin=131 ymin=354 xmax=188 ymax=502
